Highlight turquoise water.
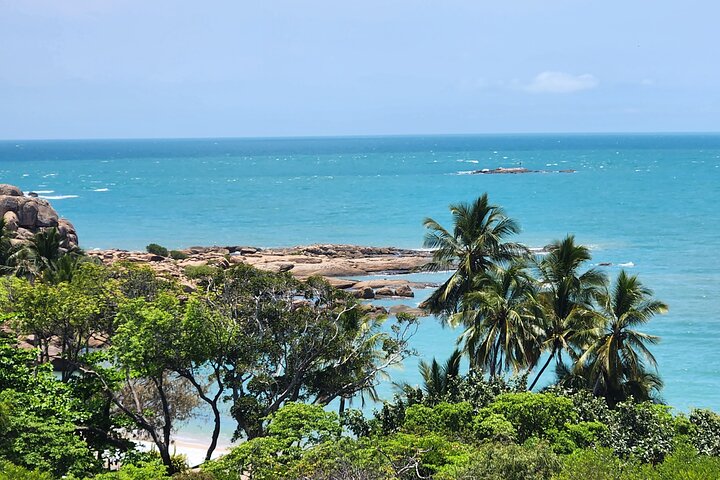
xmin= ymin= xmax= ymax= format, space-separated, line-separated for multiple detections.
xmin=1 ymin=134 xmax=719 ymax=436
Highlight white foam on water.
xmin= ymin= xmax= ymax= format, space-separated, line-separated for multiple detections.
xmin=93 ymin=188 xmax=109 ymax=192
xmin=39 ymin=195 xmax=79 ymax=200
xmin=31 ymin=190 xmax=54 ymax=194
xmin=618 ymin=262 xmax=635 ymax=267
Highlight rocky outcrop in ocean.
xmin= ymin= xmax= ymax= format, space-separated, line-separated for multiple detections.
xmin=0 ymin=184 xmax=79 ymax=250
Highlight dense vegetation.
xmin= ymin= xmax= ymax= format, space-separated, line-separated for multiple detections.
xmin=0 ymin=194 xmax=719 ymax=479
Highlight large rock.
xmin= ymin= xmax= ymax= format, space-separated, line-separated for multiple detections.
xmin=2 ymin=211 xmax=19 ymax=231
xmin=19 ymin=200 xmax=39 ymax=227
xmin=0 ymin=184 xmax=23 ymax=196
xmin=0 ymin=184 xmax=78 ymax=249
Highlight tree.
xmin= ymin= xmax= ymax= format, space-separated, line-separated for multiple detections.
xmin=577 ymin=270 xmax=667 ymax=406
xmin=0 ymin=218 xmax=18 ymax=276
xmin=0 ymin=263 xmax=118 ymax=380
xmin=420 ymin=194 xmax=526 ymax=316
xmin=528 ymin=235 xmax=606 ymax=391
xmin=0 ymin=333 xmax=101 ymax=477
xmin=81 ymin=293 xmax=200 ymax=474
xmin=451 ymin=261 xmax=541 ymax=376
xmin=418 ymin=349 xmax=462 ymax=402
xmin=201 ymin=265 xmax=418 ymax=440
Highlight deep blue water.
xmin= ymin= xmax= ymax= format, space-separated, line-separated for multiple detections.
xmin=1 ymin=134 xmax=719 ymax=442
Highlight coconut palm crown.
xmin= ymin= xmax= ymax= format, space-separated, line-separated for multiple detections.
xmin=451 ymin=260 xmax=542 ymax=377
xmin=420 ymin=193 xmax=527 ymax=317
xmin=528 ymin=235 xmax=607 ymax=390
xmin=577 ymin=270 xmax=668 ymax=406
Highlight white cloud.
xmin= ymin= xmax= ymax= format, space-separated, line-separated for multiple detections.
xmin=524 ymin=71 xmax=599 ymax=93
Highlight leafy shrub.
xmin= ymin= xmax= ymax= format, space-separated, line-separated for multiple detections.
xmin=555 ymin=447 xmax=643 ymax=480
xmin=378 ymin=432 xmax=475 ymax=479
xmin=647 ymin=442 xmax=720 ymax=479
xmin=0 ymin=460 xmax=53 ymax=480
xmin=173 ymin=471 xmax=217 ymax=479
xmin=473 ymin=412 xmax=517 ymax=442
xmin=604 ymin=401 xmax=675 ymax=463
xmin=563 ymin=421 xmax=607 ymax=450
xmin=205 ymin=403 xmax=342 ymax=480
xmin=146 ymin=243 xmax=169 ymax=257
xmin=90 ymin=460 xmax=168 ymax=479
xmin=403 ymin=402 xmax=473 ymax=437
xmin=169 ymin=250 xmax=188 ymax=260
xmin=689 ymin=409 xmax=720 ymax=456
xmin=436 ymin=440 xmax=560 ymax=480
xmin=184 ymin=264 xmax=220 ymax=279
xmin=478 ymin=392 xmax=577 ymax=443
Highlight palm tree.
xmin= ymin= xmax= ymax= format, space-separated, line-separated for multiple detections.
xmin=528 ymin=235 xmax=606 ymax=391
xmin=418 ymin=349 xmax=462 ymax=401
xmin=0 ymin=218 xmax=17 ymax=275
xmin=420 ymin=194 xmax=526 ymax=317
xmin=555 ymin=359 xmax=663 ymax=405
xmin=451 ymin=261 xmax=542 ymax=377
xmin=577 ymin=270 xmax=667 ymax=406
xmin=10 ymin=228 xmax=83 ymax=282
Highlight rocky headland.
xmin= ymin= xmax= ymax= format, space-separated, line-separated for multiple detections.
xmin=0 ymin=183 xmax=433 ymax=317
xmin=0 ymin=184 xmax=79 ymax=251
xmin=87 ymin=244 xmax=436 ymax=311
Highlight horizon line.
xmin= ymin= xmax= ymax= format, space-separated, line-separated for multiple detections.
xmin=2 ymin=130 xmax=720 ymax=143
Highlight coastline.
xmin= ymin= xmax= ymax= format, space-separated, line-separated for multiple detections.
xmin=87 ymin=243 xmax=435 ymax=302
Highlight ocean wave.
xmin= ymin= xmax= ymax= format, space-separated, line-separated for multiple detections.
xmin=39 ymin=195 xmax=79 ymax=200
xmin=618 ymin=262 xmax=635 ymax=267
xmin=30 ymin=190 xmax=54 ymax=194
xmin=92 ymin=188 xmax=110 ymax=192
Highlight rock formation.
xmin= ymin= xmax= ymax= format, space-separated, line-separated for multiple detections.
xmin=0 ymin=184 xmax=78 ymax=250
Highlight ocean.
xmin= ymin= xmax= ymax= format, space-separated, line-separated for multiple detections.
xmin=1 ymin=134 xmax=719 ymax=443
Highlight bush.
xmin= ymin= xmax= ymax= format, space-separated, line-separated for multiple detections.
xmin=403 ymin=402 xmax=473 ymax=437
xmin=479 ymin=392 xmax=577 ymax=443
xmin=184 ymin=265 xmax=220 ymax=279
xmin=90 ymin=461 xmax=168 ymax=479
xmin=555 ymin=447 xmax=643 ymax=480
xmin=689 ymin=409 xmax=720 ymax=456
xmin=648 ymin=442 xmax=720 ymax=479
xmin=169 ymin=250 xmax=189 ymax=260
xmin=436 ymin=440 xmax=560 ymax=480
xmin=146 ymin=243 xmax=169 ymax=257
xmin=0 ymin=460 xmax=53 ymax=480
xmin=604 ymin=401 xmax=675 ymax=463
xmin=473 ymin=413 xmax=517 ymax=442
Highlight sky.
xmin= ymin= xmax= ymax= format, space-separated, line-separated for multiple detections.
xmin=1 ymin=0 xmax=718 ymax=139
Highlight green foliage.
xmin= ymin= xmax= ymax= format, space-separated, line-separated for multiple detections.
xmin=146 ymin=243 xmax=169 ymax=257
xmin=473 ymin=413 xmax=517 ymax=442
xmin=0 ymin=460 xmax=53 ymax=480
xmin=172 ymin=471 xmax=216 ymax=480
xmin=604 ymin=401 xmax=675 ymax=463
xmin=89 ymin=460 xmax=168 ymax=479
xmin=266 ymin=402 xmax=341 ymax=447
xmin=646 ymin=442 xmax=720 ymax=479
xmin=436 ymin=440 xmax=561 ymax=480
xmin=183 ymin=264 xmax=219 ymax=279
xmin=688 ymin=408 xmax=720 ymax=456
xmin=403 ymin=402 xmax=473 ymax=437
xmin=479 ymin=392 xmax=577 ymax=443
xmin=169 ymin=250 xmax=188 ymax=260
xmin=420 ymin=193 xmax=525 ymax=316
xmin=556 ymin=444 xmax=720 ymax=480
xmin=205 ymin=403 xmax=342 ymax=480
xmin=555 ymin=447 xmax=644 ymax=480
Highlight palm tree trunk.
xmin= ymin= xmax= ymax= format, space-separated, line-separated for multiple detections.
xmin=528 ymin=350 xmax=554 ymax=391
